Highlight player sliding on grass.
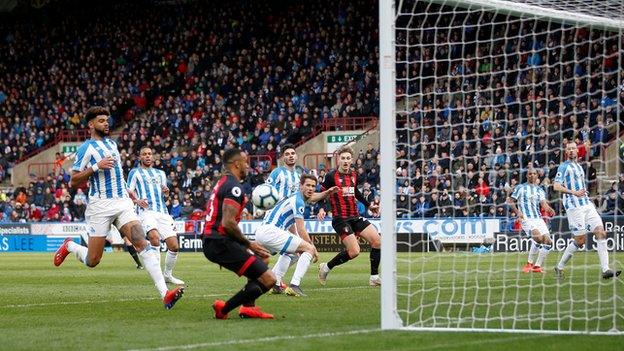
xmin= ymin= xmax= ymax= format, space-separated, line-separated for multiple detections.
xmin=53 ymin=106 xmax=184 ymax=309
xmin=203 ymin=148 xmax=276 ymax=319
xmin=553 ymin=142 xmax=621 ymax=279
xmin=508 ymin=168 xmax=555 ymax=273
xmin=317 ymin=146 xmax=381 ymax=286
xmin=255 ymin=174 xmax=338 ymax=297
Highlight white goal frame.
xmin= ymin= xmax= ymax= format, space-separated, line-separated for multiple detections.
xmin=378 ymin=0 xmax=623 ymax=334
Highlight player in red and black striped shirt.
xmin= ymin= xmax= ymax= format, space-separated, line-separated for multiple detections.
xmin=317 ymin=146 xmax=381 ymax=286
xmin=203 ymin=148 xmax=276 ymax=319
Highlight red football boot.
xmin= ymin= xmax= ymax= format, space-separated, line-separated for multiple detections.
xmin=238 ymin=305 xmax=274 ymax=319
xmin=213 ymin=299 xmax=228 ymax=320
xmin=53 ymin=237 xmax=73 ymax=267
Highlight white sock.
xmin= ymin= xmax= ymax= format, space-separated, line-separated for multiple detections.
xmin=290 ymin=252 xmax=313 ymax=286
xmin=139 ymin=246 xmax=168 ymax=298
xmin=527 ymin=240 xmax=539 ymax=264
xmin=164 ymin=250 xmax=178 ymax=276
xmin=557 ymin=241 xmax=580 ymax=270
xmin=67 ymin=241 xmax=88 ymax=265
xmin=152 ymin=245 xmax=162 ymax=267
xmin=272 ymin=254 xmax=292 ymax=284
xmin=596 ymin=239 xmax=610 ymax=273
xmin=535 ymin=244 xmax=551 ymax=267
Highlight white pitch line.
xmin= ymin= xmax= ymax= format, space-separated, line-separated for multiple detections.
xmin=126 ymin=328 xmax=552 ymax=351
xmin=416 ymin=334 xmax=551 ymax=350
xmin=0 ymin=285 xmax=373 ymax=309
xmin=126 ymin=328 xmax=382 ymax=351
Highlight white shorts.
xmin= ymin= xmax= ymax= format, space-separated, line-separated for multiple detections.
xmin=566 ymin=204 xmax=603 ymax=236
xmin=254 ymin=224 xmax=303 ymax=255
xmin=140 ymin=210 xmax=177 ymax=240
xmin=521 ymin=218 xmax=550 ymax=237
xmin=85 ymin=198 xmax=139 ymax=237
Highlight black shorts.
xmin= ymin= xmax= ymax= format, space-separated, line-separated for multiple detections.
xmin=202 ymin=238 xmax=268 ymax=280
xmin=332 ymin=217 xmax=372 ymax=240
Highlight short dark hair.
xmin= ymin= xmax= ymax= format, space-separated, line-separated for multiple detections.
xmin=223 ymin=148 xmax=243 ymax=164
xmin=300 ymin=173 xmax=318 ymax=185
xmin=280 ymin=143 xmax=296 ymax=156
xmin=336 ymin=145 xmax=354 ymax=157
xmin=85 ymin=106 xmax=110 ymax=123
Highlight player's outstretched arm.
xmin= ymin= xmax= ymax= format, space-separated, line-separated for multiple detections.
xmin=307 ymin=186 xmax=340 ymax=203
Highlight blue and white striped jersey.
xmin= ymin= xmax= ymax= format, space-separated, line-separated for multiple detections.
xmin=554 ymin=161 xmax=591 ymax=210
xmin=127 ymin=167 xmax=169 ymax=214
xmin=266 ymin=166 xmax=300 ymax=200
xmin=72 ymin=138 xmax=128 ymax=199
xmin=262 ymin=191 xmax=306 ymax=230
xmin=511 ymin=183 xmax=546 ymax=219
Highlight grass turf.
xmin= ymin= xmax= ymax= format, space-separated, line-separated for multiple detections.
xmin=0 ymin=252 xmax=622 ymax=350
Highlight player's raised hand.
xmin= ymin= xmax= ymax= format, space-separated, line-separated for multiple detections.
xmin=317 ymin=208 xmax=326 ymax=221
xmin=97 ymin=156 xmax=115 ymax=170
xmin=249 ymin=241 xmax=270 ymax=258
xmin=328 ymin=186 xmax=341 ymax=194
xmin=135 ymin=198 xmax=149 ymax=209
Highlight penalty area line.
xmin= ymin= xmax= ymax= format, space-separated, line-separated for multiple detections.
xmin=126 ymin=328 xmax=382 ymax=351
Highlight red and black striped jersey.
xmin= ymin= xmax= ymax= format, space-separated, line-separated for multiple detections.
xmin=321 ymin=169 xmax=370 ymax=219
xmin=203 ymin=174 xmax=248 ymax=239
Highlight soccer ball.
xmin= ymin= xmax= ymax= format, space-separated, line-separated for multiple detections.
xmin=251 ymin=184 xmax=279 ymax=210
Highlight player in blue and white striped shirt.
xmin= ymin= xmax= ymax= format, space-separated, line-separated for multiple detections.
xmin=265 ymin=144 xmax=301 ymax=292
xmin=255 ymin=174 xmax=338 ymax=296
xmin=127 ymin=147 xmax=184 ymax=285
xmin=553 ymin=142 xmax=620 ymax=279
xmin=53 ymin=106 xmax=184 ymax=309
xmin=266 ymin=144 xmax=301 ymax=200
xmin=509 ymin=168 xmax=555 ymax=273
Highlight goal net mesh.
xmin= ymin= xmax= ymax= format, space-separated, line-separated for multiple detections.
xmin=392 ymin=0 xmax=624 ymax=333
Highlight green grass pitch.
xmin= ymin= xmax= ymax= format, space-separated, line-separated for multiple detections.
xmin=0 ymin=252 xmax=623 ymax=350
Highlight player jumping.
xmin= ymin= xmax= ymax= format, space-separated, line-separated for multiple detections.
xmin=53 ymin=106 xmax=184 ymax=309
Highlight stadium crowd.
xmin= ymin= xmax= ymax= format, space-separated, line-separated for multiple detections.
xmin=1 ymin=0 xmax=623 ymax=225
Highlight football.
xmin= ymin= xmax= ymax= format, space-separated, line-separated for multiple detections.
xmin=251 ymin=183 xmax=280 ymax=210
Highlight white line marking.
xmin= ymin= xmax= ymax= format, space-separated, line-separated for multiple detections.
xmin=0 ymin=285 xmax=373 ymax=309
xmin=126 ymin=328 xmax=553 ymax=351
xmin=417 ymin=334 xmax=551 ymax=350
xmin=126 ymin=328 xmax=381 ymax=351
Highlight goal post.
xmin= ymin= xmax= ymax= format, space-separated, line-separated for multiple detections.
xmin=379 ymin=0 xmax=402 ymax=330
xmin=379 ymin=0 xmax=624 ymax=334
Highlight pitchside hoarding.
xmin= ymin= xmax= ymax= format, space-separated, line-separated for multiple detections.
xmin=5 ymin=216 xmax=624 ymax=253
xmin=494 ymin=216 xmax=624 ymax=252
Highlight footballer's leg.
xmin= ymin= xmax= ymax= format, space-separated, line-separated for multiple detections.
xmin=593 ymin=225 xmax=621 ymax=279
xmin=285 ymin=239 xmax=313 ymax=297
xmin=556 ymin=232 xmax=585 ymax=279
xmin=123 ymin=235 xmax=143 ymax=269
xmin=358 ymin=223 xmax=381 ymax=286
xmin=208 ymin=241 xmax=275 ymax=320
xmin=55 ymin=216 xmax=108 ymax=267
xmin=319 ymin=220 xmax=358 ymax=285
xmin=163 ymin=236 xmax=184 ymax=285
xmin=120 ymin=220 xmax=183 ymax=309
xmin=532 ymin=230 xmax=552 ymax=273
